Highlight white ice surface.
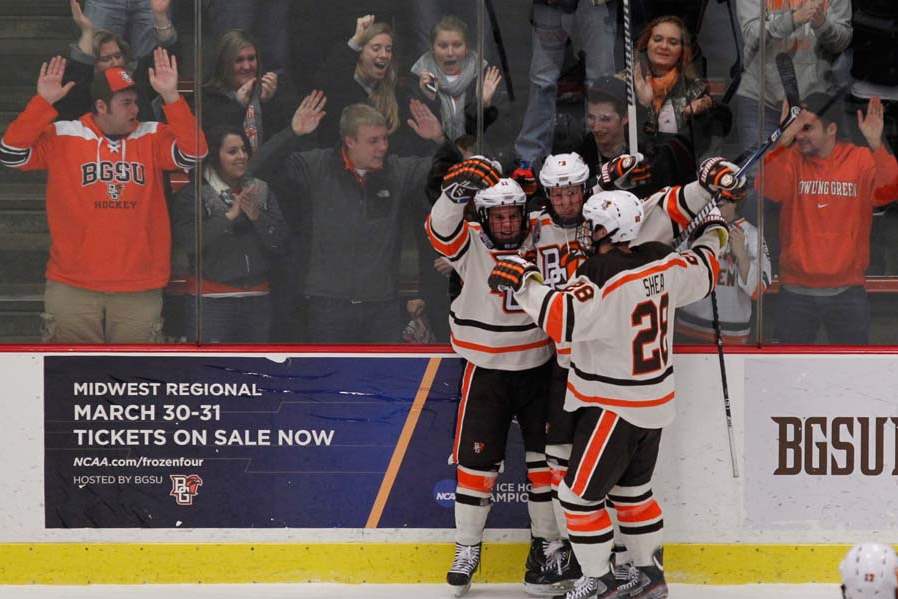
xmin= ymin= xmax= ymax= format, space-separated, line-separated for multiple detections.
xmin=0 ymin=583 xmax=840 ymax=598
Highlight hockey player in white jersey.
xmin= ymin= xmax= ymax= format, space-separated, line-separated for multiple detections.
xmin=426 ymin=158 xmax=562 ymax=597
xmin=528 ymin=150 xmax=746 ymax=592
xmin=487 ymin=191 xmax=730 ymax=599
xmin=676 ymin=200 xmax=771 ymax=344
xmin=840 ymin=543 xmax=898 ymax=598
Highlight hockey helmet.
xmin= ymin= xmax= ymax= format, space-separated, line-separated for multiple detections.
xmin=474 ymin=178 xmax=529 ymax=250
xmin=840 ymin=543 xmax=898 ymax=599
xmin=539 ymin=152 xmax=590 ymax=228
xmin=581 ymin=190 xmax=644 ymax=246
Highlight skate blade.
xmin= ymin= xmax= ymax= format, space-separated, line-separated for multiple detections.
xmin=523 ymin=580 xmax=576 ymax=596
xmin=448 ymin=581 xmax=472 ymax=597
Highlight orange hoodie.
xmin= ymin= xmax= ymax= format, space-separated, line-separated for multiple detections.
xmin=759 ymin=141 xmax=898 ymax=288
xmin=0 ymin=95 xmax=207 ymax=292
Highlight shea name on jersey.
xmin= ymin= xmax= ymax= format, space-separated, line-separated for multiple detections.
xmin=798 ymin=179 xmax=858 ymax=197
xmin=643 ymin=273 xmax=665 ymax=297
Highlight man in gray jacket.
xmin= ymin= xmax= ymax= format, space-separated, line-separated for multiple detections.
xmin=251 ymin=91 xmax=444 ymax=342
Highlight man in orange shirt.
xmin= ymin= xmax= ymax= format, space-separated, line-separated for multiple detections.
xmin=759 ymin=93 xmax=898 ymax=343
xmin=0 ymin=49 xmax=207 ymax=343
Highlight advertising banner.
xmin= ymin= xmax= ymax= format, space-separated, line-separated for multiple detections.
xmin=744 ymin=356 xmax=898 ymax=530
xmin=44 ymin=355 xmax=531 ymax=528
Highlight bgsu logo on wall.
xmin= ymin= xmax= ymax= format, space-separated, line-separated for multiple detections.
xmin=170 ymin=474 xmax=204 ymax=505
xmin=772 ymin=416 xmax=898 ymax=476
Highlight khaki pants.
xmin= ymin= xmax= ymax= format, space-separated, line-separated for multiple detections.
xmin=42 ymin=280 xmax=163 ymax=344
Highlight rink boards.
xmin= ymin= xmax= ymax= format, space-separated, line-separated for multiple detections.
xmin=1 ymin=348 xmax=896 ymax=584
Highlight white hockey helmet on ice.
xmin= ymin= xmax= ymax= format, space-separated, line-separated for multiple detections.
xmin=840 ymin=543 xmax=898 ymax=599
xmin=539 ymin=152 xmax=590 ymax=228
xmin=473 ymin=178 xmax=529 ymax=250
xmin=581 ymin=189 xmax=643 ymax=245
xmin=539 ymin=152 xmax=590 ymax=189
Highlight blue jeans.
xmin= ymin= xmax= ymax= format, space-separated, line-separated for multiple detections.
xmin=184 ymin=294 xmax=271 ymax=344
xmin=514 ymin=1 xmax=618 ymax=165
xmin=85 ymin=0 xmax=158 ymax=59
xmin=773 ymin=286 xmax=870 ymax=345
xmin=205 ymin=0 xmax=290 ymax=76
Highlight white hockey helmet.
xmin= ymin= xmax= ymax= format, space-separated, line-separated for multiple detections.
xmin=539 ymin=152 xmax=590 ymax=189
xmin=539 ymin=152 xmax=590 ymax=229
xmin=840 ymin=543 xmax=898 ymax=599
xmin=581 ymin=190 xmax=644 ymax=245
xmin=473 ymin=178 xmax=529 ymax=250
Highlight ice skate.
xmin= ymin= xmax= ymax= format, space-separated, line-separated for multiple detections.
xmin=446 ymin=542 xmax=481 ymax=597
xmin=524 ymin=538 xmax=582 ymax=596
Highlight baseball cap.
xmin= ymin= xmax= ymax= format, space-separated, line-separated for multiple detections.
xmin=91 ymin=66 xmax=137 ymax=102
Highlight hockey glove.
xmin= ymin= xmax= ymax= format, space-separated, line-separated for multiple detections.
xmin=688 ymin=206 xmax=730 ymax=249
xmin=510 ymin=163 xmax=539 ymax=196
xmin=488 ymin=255 xmax=542 ymax=294
xmin=597 ymin=153 xmax=651 ymax=190
xmin=698 ymin=157 xmax=746 ymax=201
xmin=442 ymin=157 xmax=502 ymax=204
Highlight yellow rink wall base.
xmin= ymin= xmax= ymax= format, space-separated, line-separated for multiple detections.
xmin=0 ymin=543 xmax=856 ymax=585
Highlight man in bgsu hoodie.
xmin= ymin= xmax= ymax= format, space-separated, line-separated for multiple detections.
xmin=760 ymin=93 xmax=898 ymax=343
xmin=0 ymin=49 xmax=207 ymax=343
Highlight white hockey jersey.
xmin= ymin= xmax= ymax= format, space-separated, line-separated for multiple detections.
xmin=514 ymin=228 xmax=726 ymax=429
xmin=426 ymin=193 xmax=553 ymax=370
xmin=676 ymin=218 xmax=771 ymax=343
xmin=528 ymin=181 xmax=721 ymax=367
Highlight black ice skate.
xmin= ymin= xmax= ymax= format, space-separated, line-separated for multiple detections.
xmin=629 ymin=548 xmax=668 ymax=599
xmin=446 ymin=542 xmax=481 ymax=597
xmin=611 ymin=550 xmax=651 ymax=597
xmin=552 ymin=571 xmax=622 ymax=599
xmin=524 ymin=538 xmax=582 ymax=596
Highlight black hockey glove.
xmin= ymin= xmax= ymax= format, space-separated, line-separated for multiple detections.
xmin=597 ymin=153 xmax=651 ymax=191
xmin=689 ymin=206 xmax=730 ymax=249
xmin=488 ymin=256 xmax=542 ymax=294
xmin=441 ymin=157 xmax=502 ymax=204
xmin=698 ymin=157 xmax=746 ymax=202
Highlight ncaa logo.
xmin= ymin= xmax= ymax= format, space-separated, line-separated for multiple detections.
xmin=433 ymin=479 xmax=455 ymax=509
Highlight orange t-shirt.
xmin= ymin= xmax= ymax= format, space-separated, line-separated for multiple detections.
xmin=759 ymin=142 xmax=898 ymax=288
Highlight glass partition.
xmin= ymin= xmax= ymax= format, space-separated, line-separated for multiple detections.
xmin=1 ymin=1 xmax=895 ymax=347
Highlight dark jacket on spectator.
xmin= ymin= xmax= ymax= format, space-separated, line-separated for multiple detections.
xmin=200 ymin=84 xmax=293 ymax=147
xmin=172 ymin=173 xmax=288 ymax=288
xmin=250 ymin=127 xmax=432 ymax=301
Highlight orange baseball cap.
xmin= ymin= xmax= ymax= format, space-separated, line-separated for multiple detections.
xmin=91 ymin=66 xmax=137 ymax=102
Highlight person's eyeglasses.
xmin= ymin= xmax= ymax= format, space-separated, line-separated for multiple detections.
xmin=97 ymin=52 xmax=125 ymax=63
xmin=588 ymin=114 xmax=618 ymax=124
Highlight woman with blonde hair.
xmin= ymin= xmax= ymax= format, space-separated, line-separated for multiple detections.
xmin=203 ymin=29 xmax=290 ymax=150
xmin=316 ymin=15 xmax=435 ymax=151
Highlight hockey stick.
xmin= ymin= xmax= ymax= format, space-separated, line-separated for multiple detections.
xmin=673 ymin=104 xmax=802 ymax=247
xmin=710 ymin=289 xmax=739 ymax=477
xmin=622 ymin=0 xmax=639 ymax=154
xmin=485 ymin=0 xmax=514 ymax=102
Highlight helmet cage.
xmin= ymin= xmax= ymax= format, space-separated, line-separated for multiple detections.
xmin=474 ymin=178 xmax=529 ymax=250
xmin=540 ymin=153 xmax=590 ymax=229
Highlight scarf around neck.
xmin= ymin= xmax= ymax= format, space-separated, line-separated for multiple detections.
xmin=650 ymin=66 xmax=680 ymax=114
xmin=411 ymin=50 xmax=484 ymax=141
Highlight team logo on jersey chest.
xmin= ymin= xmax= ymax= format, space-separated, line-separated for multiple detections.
xmin=81 ymin=161 xmax=146 ymax=187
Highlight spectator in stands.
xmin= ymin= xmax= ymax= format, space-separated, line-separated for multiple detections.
xmin=676 ymin=199 xmax=771 ymax=344
xmin=564 ymin=76 xmax=694 ymax=195
xmin=760 ymin=93 xmax=898 ymax=344
xmin=172 ymin=125 xmax=287 ymax=343
xmin=250 ymin=93 xmax=444 ymax=343
xmin=735 ymin=0 xmax=852 ymax=156
xmin=202 ymin=29 xmax=291 ymax=152
xmin=57 ymin=0 xmax=175 ymax=121
xmin=314 ymin=15 xmax=402 ymax=147
xmin=513 ymin=0 xmax=618 ymax=170
xmin=0 ymin=50 xmax=207 ymax=343
xmin=632 ymin=16 xmax=726 ymax=158
xmin=411 ymin=15 xmax=503 ymax=143
xmin=81 ymin=0 xmax=172 ymax=60
xmin=203 ymin=0 xmax=290 ymax=78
